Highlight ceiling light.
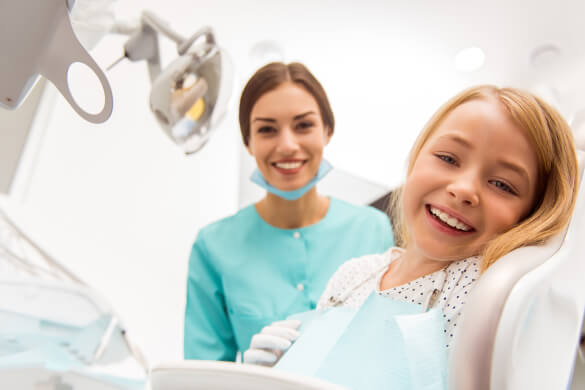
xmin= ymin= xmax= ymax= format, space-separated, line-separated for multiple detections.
xmin=249 ymin=40 xmax=284 ymax=67
xmin=454 ymin=47 xmax=485 ymax=72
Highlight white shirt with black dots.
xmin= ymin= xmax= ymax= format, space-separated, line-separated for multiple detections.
xmin=317 ymin=247 xmax=481 ymax=348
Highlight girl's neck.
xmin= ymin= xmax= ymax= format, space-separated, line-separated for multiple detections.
xmin=255 ymin=188 xmax=330 ymax=229
xmin=380 ymin=247 xmax=452 ymax=290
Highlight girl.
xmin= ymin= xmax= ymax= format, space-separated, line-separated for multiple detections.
xmin=184 ymin=62 xmax=393 ymax=361
xmin=244 ymin=84 xmax=579 ymax=364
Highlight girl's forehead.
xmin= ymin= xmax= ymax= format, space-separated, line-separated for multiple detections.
xmin=425 ymin=99 xmax=520 ymax=143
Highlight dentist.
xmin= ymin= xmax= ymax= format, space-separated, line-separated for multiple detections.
xmin=184 ymin=62 xmax=393 ymax=361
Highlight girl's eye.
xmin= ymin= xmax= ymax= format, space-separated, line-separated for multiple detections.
xmin=490 ymin=180 xmax=517 ymax=195
xmin=436 ymin=154 xmax=457 ymax=165
xmin=296 ymin=121 xmax=314 ymax=130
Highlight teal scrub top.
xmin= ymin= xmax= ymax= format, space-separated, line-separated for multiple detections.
xmin=184 ymin=197 xmax=393 ymax=361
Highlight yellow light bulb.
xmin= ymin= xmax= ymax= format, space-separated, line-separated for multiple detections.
xmin=186 ymin=98 xmax=205 ymax=121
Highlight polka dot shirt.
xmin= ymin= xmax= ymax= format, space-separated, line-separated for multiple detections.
xmin=317 ymin=247 xmax=481 ymax=348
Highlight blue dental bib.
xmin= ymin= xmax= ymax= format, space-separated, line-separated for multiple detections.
xmin=275 ymin=292 xmax=449 ymax=390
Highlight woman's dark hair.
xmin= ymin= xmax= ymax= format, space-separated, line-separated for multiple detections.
xmin=238 ymin=62 xmax=334 ymax=146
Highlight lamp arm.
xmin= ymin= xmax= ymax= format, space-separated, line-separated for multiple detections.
xmin=141 ymin=10 xmax=186 ymax=45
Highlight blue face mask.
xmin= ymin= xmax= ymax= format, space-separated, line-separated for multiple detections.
xmin=250 ymin=159 xmax=333 ymax=200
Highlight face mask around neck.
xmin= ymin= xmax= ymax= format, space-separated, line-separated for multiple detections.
xmin=250 ymin=160 xmax=333 ymax=200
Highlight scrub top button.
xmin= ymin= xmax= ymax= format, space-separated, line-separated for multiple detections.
xmin=293 ymin=231 xmax=301 ymax=239
xmin=296 ymin=283 xmax=305 ymax=291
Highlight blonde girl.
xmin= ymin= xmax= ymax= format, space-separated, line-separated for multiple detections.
xmin=244 ymin=85 xmax=578 ymax=365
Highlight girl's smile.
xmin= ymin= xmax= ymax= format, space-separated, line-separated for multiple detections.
xmin=425 ymin=204 xmax=475 ymax=235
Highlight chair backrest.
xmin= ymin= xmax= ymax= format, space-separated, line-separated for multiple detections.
xmin=149 ymin=361 xmax=349 ymax=390
xmin=450 ymin=150 xmax=585 ymax=389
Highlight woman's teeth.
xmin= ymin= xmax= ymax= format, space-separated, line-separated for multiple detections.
xmin=275 ymin=161 xmax=302 ymax=169
xmin=429 ymin=206 xmax=471 ymax=231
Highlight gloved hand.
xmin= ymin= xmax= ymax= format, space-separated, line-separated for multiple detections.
xmin=243 ymin=319 xmax=301 ymax=366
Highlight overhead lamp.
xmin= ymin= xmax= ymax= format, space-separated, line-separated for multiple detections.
xmin=454 ymin=47 xmax=485 ymax=73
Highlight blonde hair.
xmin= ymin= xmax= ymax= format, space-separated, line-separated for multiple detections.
xmin=389 ymin=85 xmax=579 ymax=272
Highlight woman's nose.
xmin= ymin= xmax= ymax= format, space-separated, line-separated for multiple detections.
xmin=446 ymin=173 xmax=480 ymax=206
xmin=276 ymin=128 xmax=299 ymax=154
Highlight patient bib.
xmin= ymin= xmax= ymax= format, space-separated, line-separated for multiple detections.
xmin=275 ymin=292 xmax=448 ymax=390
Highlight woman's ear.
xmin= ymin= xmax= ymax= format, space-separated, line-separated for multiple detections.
xmin=246 ymin=143 xmax=254 ymax=156
xmin=323 ymin=127 xmax=332 ymax=145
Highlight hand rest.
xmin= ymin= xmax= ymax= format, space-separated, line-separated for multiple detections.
xmin=149 ymin=360 xmax=348 ymax=390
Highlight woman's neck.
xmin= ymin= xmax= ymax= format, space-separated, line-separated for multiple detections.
xmin=379 ymin=247 xmax=451 ymax=290
xmin=255 ymin=188 xmax=330 ymax=229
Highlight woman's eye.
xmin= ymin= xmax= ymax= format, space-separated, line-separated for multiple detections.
xmin=436 ymin=154 xmax=457 ymax=165
xmin=257 ymin=126 xmax=275 ymax=134
xmin=490 ymin=180 xmax=517 ymax=195
xmin=296 ymin=121 xmax=314 ymax=130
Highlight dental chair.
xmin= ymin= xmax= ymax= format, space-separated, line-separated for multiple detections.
xmin=149 ymin=361 xmax=348 ymax=390
xmin=450 ymin=149 xmax=585 ymax=390
xmin=0 ymin=203 xmax=148 ymax=389
xmin=151 ymin=151 xmax=585 ymax=390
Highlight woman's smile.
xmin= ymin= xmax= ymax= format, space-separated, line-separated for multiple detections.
xmin=272 ymin=159 xmax=307 ymax=175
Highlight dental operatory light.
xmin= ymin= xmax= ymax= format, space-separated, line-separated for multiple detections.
xmin=454 ymin=47 xmax=485 ymax=72
xmin=0 ymin=0 xmax=234 ymax=155
xmin=108 ymin=11 xmax=235 ymax=155
xmin=0 ymin=0 xmax=114 ymax=123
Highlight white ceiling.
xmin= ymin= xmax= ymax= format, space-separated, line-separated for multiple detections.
xmin=106 ymin=0 xmax=585 ymax=186
xmin=108 ymin=0 xmax=585 ymax=87
xmin=6 ymin=0 xmax=585 ymax=190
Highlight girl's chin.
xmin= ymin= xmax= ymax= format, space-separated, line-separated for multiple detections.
xmin=416 ymin=243 xmax=478 ymax=262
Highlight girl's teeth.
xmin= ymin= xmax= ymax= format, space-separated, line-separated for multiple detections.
xmin=429 ymin=207 xmax=470 ymax=231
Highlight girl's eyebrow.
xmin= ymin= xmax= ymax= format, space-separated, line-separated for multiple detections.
xmin=436 ymin=133 xmax=473 ymax=149
xmin=496 ymin=159 xmax=530 ymax=182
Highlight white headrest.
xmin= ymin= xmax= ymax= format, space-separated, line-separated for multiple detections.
xmin=571 ymin=108 xmax=585 ymax=151
xmin=450 ymin=150 xmax=585 ymax=389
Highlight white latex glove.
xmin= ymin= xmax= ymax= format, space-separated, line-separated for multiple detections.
xmin=243 ymin=319 xmax=301 ymax=366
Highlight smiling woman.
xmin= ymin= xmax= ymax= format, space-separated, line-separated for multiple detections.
xmin=183 ymin=62 xmax=394 ymax=362
xmin=246 ymin=83 xmax=330 ymax=202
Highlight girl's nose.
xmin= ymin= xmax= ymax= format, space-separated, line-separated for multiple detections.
xmin=446 ymin=173 xmax=480 ymax=207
